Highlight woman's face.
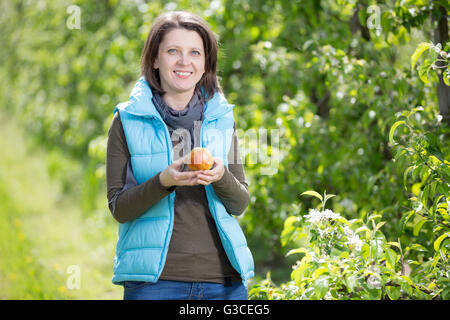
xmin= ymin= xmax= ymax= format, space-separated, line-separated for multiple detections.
xmin=154 ymin=28 xmax=205 ymax=97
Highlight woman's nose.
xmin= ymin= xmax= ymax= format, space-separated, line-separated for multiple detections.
xmin=177 ymin=52 xmax=190 ymax=65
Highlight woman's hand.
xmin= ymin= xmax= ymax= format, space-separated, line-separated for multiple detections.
xmin=159 ymin=154 xmax=199 ymax=188
xmin=196 ymin=157 xmax=225 ymax=186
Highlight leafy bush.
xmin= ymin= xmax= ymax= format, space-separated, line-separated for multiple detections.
xmin=411 ymin=41 xmax=450 ymax=85
xmin=249 ymin=189 xmax=449 ymax=300
xmin=250 ymin=38 xmax=450 ymax=300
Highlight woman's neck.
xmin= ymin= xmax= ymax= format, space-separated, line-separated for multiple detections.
xmin=162 ymin=90 xmax=194 ymax=111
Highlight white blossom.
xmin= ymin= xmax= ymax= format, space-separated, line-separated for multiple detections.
xmin=343 ymin=226 xmax=354 ymax=238
xmin=367 ymin=274 xmax=381 ymax=289
xmin=304 ymin=209 xmax=341 ymax=224
xmin=304 ymin=209 xmax=324 ymax=223
xmin=322 ymin=209 xmax=342 ymax=220
xmin=348 ymin=234 xmax=363 ymax=251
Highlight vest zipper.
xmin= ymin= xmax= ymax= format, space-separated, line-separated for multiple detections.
xmin=199 ymin=111 xmax=246 ymax=279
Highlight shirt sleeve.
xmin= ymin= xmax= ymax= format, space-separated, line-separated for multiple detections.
xmin=211 ymin=124 xmax=250 ymax=216
xmin=106 ymin=112 xmax=175 ymax=224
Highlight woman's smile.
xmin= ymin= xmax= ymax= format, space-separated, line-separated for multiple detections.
xmin=174 ymin=70 xmax=192 ymax=76
xmin=173 ymin=70 xmax=193 ymax=79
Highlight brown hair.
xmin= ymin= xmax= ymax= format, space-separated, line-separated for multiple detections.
xmin=140 ymin=11 xmax=221 ymax=99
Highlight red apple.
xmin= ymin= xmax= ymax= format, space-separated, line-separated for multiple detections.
xmin=187 ymin=147 xmax=214 ymax=171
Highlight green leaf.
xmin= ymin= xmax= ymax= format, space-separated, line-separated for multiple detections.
xmin=283 ymin=216 xmax=298 ymax=228
xmin=375 ymin=221 xmax=386 ymax=232
xmin=413 ymin=218 xmax=428 ymax=236
xmin=389 ymin=121 xmax=405 ymax=144
xmin=421 ymin=185 xmax=430 ymax=209
xmin=361 ymin=243 xmax=371 ymax=261
xmin=337 ymin=217 xmax=351 ymax=226
xmin=433 ymin=233 xmax=449 ymax=251
xmin=345 ymin=274 xmax=357 ymax=292
xmin=387 ymin=242 xmax=401 ymax=249
xmin=286 ymin=247 xmax=309 ymax=256
xmin=405 ymin=243 xmax=427 ymax=253
xmin=313 ymin=276 xmax=329 ymax=299
xmin=438 ymin=208 xmax=449 ymax=221
xmin=292 ymin=261 xmax=310 ymax=285
xmin=312 ymin=267 xmax=329 ymax=280
xmin=370 ymin=239 xmax=383 ymax=260
xmin=412 ymin=166 xmax=422 ymax=182
xmin=418 ymin=59 xmax=433 ymax=84
xmin=424 ymin=132 xmax=439 ymax=148
xmin=438 ymin=183 xmax=449 ymax=195
xmin=300 ymin=190 xmax=323 ymax=202
xmin=355 ymin=226 xmax=371 ymax=237
xmin=380 ymin=11 xmax=392 ymax=34
xmin=411 ymin=42 xmax=431 ymax=70
xmin=403 ymin=165 xmax=415 ymax=189
xmin=281 ymin=216 xmax=298 ymax=246
xmin=400 ymin=210 xmax=415 ymax=232
xmin=385 ymin=247 xmax=397 ymax=269
xmin=386 ymin=285 xmax=401 ymax=300
xmin=443 ymin=69 xmax=450 ymax=86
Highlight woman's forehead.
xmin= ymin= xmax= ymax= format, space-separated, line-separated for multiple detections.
xmin=160 ymin=28 xmax=204 ymax=49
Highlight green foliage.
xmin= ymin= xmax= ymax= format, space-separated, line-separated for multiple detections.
xmin=390 ymin=106 xmax=450 ymax=299
xmin=0 ymin=111 xmax=121 ymax=299
xmin=411 ymin=41 xmax=450 ymax=85
xmin=0 ymin=183 xmax=69 ymax=299
xmin=0 ymin=0 xmax=449 ymax=298
xmin=250 ymin=189 xmax=448 ymax=300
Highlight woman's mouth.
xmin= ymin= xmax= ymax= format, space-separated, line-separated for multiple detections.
xmin=174 ymin=70 xmax=193 ymax=79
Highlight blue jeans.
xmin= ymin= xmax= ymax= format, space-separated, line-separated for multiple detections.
xmin=123 ymin=280 xmax=248 ymax=300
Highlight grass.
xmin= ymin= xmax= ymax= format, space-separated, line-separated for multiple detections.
xmin=0 ymin=111 xmax=122 ymax=299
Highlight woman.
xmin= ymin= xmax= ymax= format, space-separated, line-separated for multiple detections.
xmin=106 ymin=11 xmax=254 ymax=300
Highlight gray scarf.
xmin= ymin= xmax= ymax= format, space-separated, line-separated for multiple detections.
xmin=152 ymin=89 xmax=205 ymax=149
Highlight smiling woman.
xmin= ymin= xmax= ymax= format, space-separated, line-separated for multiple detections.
xmin=106 ymin=11 xmax=254 ymax=300
xmin=140 ymin=11 xmax=221 ymax=102
xmin=153 ymin=28 xmax=206 ymax=109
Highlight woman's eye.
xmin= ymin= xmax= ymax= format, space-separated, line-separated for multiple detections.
xmin=192 ymin=50 xmax=201 ymax=56
xmin=167 ymin=49 xmax=177 ymax=54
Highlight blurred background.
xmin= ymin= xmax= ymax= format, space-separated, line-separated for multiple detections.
xmin=0 ymin=0 xmax=448 ymax=299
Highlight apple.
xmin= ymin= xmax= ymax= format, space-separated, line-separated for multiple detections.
xmin=187 ymin=147 xmax=214 ymax=171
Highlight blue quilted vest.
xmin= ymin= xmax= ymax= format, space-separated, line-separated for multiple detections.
xmin=111 ymin=77 xmax=254 ymax=286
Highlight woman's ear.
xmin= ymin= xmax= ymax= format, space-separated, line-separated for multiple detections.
xmin=153 ymin=58 xmax=159 ymax=70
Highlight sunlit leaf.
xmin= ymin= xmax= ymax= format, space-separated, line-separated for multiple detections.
xmin=433 ymin=233 xmax=449 ymax=251
xmin=411 ymin=42 xmax=431 ymax=70
xmin=389 ymin=121 xmax=406 ymax=144
xmin=300 ymin=191 xmax=323 ymax=202
xmin=413 ymin=218 xmax=428 ymax=236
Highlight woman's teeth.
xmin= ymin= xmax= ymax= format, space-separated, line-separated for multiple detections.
xmin=175 ymin=71 xmax=191 ymax=76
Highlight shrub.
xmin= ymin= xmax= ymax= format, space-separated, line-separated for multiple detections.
xmin=249 ymin=189 xmax=448 ymax=300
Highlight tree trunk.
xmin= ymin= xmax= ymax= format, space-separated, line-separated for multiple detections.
xmin=433 ymin=1 xmax=450 ymax=125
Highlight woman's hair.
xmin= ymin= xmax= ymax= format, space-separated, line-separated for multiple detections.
xmin=140 ymin=11 xmax=221 ymax=99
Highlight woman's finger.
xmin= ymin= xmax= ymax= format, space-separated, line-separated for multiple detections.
xmin=174 ymin=170 xmax=198 ymax=181
xmin=197 ymin=178 xmax=211 ymax=186
xmin=197 ymin=173 xmax=216 ymax=184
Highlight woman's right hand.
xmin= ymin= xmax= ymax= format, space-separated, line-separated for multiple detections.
xmin=159 ymin=154 xmax=199 ymax=188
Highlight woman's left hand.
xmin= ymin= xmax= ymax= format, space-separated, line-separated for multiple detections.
xmin=196 ymin=157 xmax=225 ymax=185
